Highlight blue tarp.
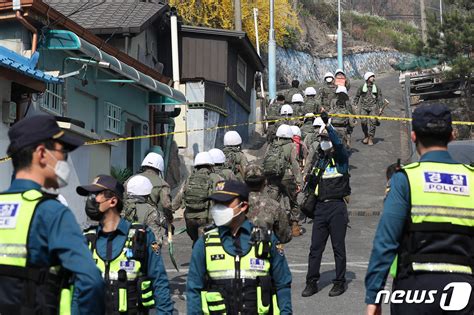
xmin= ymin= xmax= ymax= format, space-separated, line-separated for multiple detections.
xmin=0 ymin=46 xmax=62 ymax=84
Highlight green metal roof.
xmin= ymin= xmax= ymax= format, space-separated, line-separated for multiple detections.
xmin=42 ymin=30 xmax=186 ymax=104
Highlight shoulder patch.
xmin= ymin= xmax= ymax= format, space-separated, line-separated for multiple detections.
xmin=151 ymin=241 xmax=161 ymax=255
xmin=276 ymin=244 xmax=285 ymax=256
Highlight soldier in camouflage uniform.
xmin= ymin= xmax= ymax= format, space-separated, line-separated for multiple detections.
xmin=319 ymin=72 xmax=337 ymax=112
xmin=334 ymin=68 xmax=351 ymax=91
xmin=124 ymin=152 xmax=173 ymax=228
xmin=208 ymin=148 xmax=237 ymax=181
xmin=290 ymin=93 xmax=306 ymax=121
xmin=285 ymin=79 xmax=302 ymax=103
xmin=222 ymin=131 xmax=248 ymax=181
xmin=329 ymin=86 xmax=357 ymax=148
xmin=300 ymin=113 xmax=316 ymax=140
xmin=267 ymin=104 xmax=294 ymax=145
xmin=263 ymin=124 xmax=304 ymax=237
xmin=304 ymin=87 xmax=320 ymax=114
xmin=353 ymin=71 xmax=383 ymax=146
xmin=124 ymin=175 xmax=167 ymax=245
xmin=244 ymin=163 xmax=292 ymax=244
xmin=172 ymin=152 xmax=223 ymax=244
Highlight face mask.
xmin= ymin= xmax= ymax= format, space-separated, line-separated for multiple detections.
xmin=46 ymin=150 xmax=70 ymax=188
xmin=320 ymin=140 xmax=333 ymax=152
xmin=210 ymin=202 xmax=243 ymax=227
xmin=84 ymin=194 xmax=110 ymax=221
xmin=325 ymin=77 xmax=333 ymax=83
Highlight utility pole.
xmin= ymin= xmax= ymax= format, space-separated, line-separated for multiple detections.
xmin=253 ymin=8 xmax=265 ymax=99
xmin=420 ymin=0 xmax=427 ymax=44
xmin=439 ymin=0 xmax=443 ymax=25
xmin=234 ymin=0 xmax=242 ymax=31
xmin=337 ymin=0 xmax=344 ymax=70
xmin=268 ymin=0 xmax=276 ymax=99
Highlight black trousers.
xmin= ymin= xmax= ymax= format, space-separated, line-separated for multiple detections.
xmin=391 ymin=273 xmax=474 ymax=315
xmin=306 ymin=200 xmax=348 ymax=284
xmin=185 ymin=217 xmax=208 ymax=245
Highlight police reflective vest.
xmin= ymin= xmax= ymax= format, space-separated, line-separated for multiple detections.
xmin=314 ymin=158 xmax=351 ymax=201
xmin=201 ymin=228 xmax=280 ymax=315
xmin=390 ymin=162 xmax=474 ymax=278
xmin=0 ymin=190 xmax=72 ymax=314
xmin=84 ymin=223 xmax=155 ymax=313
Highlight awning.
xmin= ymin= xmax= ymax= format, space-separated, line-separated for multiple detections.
xmin=41 ymin=30 xmax=186 ymax=104
xmin=0 ymin=45 xmax=63 ymax=84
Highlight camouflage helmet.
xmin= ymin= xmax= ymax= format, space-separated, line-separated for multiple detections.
xmin=244 ymin=163 xmax=265 ymax=184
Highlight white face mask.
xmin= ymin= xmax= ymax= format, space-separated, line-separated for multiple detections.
xmin=320 ymin=140 xmax=333 ymax=152
xmin=210 ymin=202 xmax=243 ymax=227
xmin=46 ymin=150 xmax=70 ymax=188
xmin=325 ymin=77 xmax=333 ymax=83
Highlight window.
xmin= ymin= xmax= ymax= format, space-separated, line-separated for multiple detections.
xmin=237 ymin=55 xmax=247 ymax=91
xmin=40 ymin=83 xmax=63 ymax=115
xmin=105 ymin=102 xmax=122 ymax=134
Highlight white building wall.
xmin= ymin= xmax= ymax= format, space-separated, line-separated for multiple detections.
xmin=0 ymin=80 xmax=13 ymax=191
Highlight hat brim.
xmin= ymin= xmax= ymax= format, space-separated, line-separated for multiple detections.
xmin=59 ymin=133 xmax=84 ymax=152
xmin=76 ymin=184 xmax=107 ymax=196
xmin=208 ymin=193 xmax=239 ymax=203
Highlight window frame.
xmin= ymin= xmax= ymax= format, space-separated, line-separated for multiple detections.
xmin=237 ymin=55 xmax=247 ymax=91
xmin=105 ymin=102 xmax=122 ymax=135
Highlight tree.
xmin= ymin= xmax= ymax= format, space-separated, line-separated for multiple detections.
xmin=424 ymin=0 xmax=474 ymax=77
xmin=169 ymin=0 xmax=301 ymax=49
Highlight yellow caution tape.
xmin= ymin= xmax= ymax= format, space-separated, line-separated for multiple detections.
xmin=0 ymin=113 xmax=472 ymax=164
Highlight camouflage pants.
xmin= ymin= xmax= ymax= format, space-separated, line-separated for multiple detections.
xmin=144 ymin=210 xmax=167 ymax=246
xmin=185 ymin=217 xmax=209 ymax=245
xmin=266 ymin=178 xmax=301 ymax=222
xmin=360 ymin=108 xmax=377 ymax=137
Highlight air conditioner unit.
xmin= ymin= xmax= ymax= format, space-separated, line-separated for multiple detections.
xmin=2 ymin=101 xmax=16 ymax=124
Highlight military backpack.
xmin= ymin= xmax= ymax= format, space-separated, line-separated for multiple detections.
xmin=222 ymin=146 xmax=241 ymax=175
xmin=263 ymin=142 xmax=286 ymax=178
xmin=183 ymin=168 xmax=213 ymax=212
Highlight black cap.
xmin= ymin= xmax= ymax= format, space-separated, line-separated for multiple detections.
xmin=208 ymin=180 xmax=249 ymax=202
xmin=76 ymin=175 xmax=124 ymax=200
xmin=412 ymin=103 xmax=452 ymax=134
xmin=8 ymin=115 xmax=83 ymax=154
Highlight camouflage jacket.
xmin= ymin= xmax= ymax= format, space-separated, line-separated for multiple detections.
xmin=353 ymin=83 xmax=383 ymax=112
xmin=222 ymin=146 xmax=248 ymax=181
xmin=124 ymin=195 xmax=166 ymax=243
xmin=319 ymin=84 xmax=337 ymax=111
xmin=247 ymin=191 xmax=292 ymax=244
xmin=303 ymin=96 xmax=320 ymax=114
xmin=214 ymin=164 xmax=237 ymax=181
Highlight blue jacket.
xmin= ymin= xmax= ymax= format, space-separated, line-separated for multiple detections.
xmin=365 ymin=151 xmax=462 ymax=304
xmin=186 ymin=219 xmax=292 ymax=314
xmin=1 ymin=179 xmax=105 ymax=314
xmin=317 ymin=125 xmax=349 ymax=173
xmin=91 ymin=218 xmax=174 ymax=314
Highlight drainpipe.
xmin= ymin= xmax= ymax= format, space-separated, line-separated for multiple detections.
xmin=170 ymin=7 xmax=180 ymax=90
xmin=124 ymin=33 xmax=130 ymax=55
xmin=15 ymin=11 xmax=37 ymax=55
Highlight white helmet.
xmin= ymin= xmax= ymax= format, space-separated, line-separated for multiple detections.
xmin=313 ymin=117 xmax=325 ymax=127
xmin=127 ymin=175 xmax=153 ymax=196
xmin=208 ymin=148 xmax=226 ymax=164
xmin=323 ymin=72 xmax=335 ymax=80
xmin=336 ymin=86 xmax=348 ymax=95
xmin=280 ymin=104 xmax=293 ymax=115
xmin=276 ymin=124 xmax=293 ymax=139
xmin=291 ymin=93 xmax=304 ymax=103
xmin=335 ymin=68 xmax=345 ymax=75
xmin=290 ymin=126 xmax=301 ymax=137
xmin=194 ymin=152 xmax=214 ymax=166
xmin=304 ymin=87 xmax=317 ymax=96
xmin=364 ymin=71 xmax=375 ymax=81
xmin=223 ymin=131 xmax=242 ymax=146
xmin=141 ymin=152 xmax=164 ymax=172
xmin=304 ymin=113 xmax=315 ymax=119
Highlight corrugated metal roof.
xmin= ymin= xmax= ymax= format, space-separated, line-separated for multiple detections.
xmin=0 ymin=46 xmax=62 ymax=84
xmin=44 ymin=0 xmax=166 ymax=33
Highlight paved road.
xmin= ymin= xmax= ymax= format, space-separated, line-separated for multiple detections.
xmin=163 ymin=216 xmax=381 ymax=314
xmin=164 ymin=72 xmax=407 ymax=313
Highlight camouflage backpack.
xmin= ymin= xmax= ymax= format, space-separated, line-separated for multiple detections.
xmin=222 ymin=146 xmax=241 ymax=175
xmin=183 ymin=168 xmax=213 ymax=212
xmin=263 ymin=141 xmax=286 ymax=178
xmin=330 ymin=99 xmax=350 ymax=127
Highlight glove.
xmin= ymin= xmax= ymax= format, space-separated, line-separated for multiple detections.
xmin=320 ymin=111 xmax=329 ymax=124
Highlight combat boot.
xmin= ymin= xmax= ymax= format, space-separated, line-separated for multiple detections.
xmin=367 ymin=136 xmax=374 ymax=146
xmin=291 ymin=221 xmax=302 ymax=237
